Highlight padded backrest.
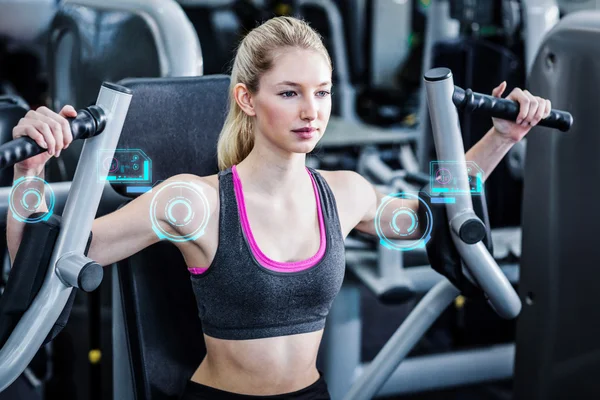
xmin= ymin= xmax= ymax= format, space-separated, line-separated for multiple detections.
xmin=515 ymin=11 xmax=600 ymax=400
xmin=113 ymin=75 xmax=230 ymax=194
xmin=114 ymin=75 xmax=230 ymax=399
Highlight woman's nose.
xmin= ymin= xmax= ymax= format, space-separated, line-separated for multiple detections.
xmin=300 ymin=99 xmax=318 ymax=120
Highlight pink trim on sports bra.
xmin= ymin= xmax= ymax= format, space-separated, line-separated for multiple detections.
xmin=188 ymin=267 xmax=208 ymax=275
xmin=231 ymin=164 xmax=326 ymax=273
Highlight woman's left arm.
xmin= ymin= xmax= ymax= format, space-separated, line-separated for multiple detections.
xmin=353 ymin=82 xmax=552 ymax=238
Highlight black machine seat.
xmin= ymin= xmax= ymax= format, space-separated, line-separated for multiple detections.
xmin=112 ymin=75 xmax=230 ymax=399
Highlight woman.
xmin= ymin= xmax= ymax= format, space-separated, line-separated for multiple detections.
xmin=8 ymin=16 xmax=550 ymax=400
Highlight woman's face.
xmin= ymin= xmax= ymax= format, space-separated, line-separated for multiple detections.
xmin=240 ymin=47 xmax=332 ymax=155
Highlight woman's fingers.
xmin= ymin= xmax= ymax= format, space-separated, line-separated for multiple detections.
xmin=531 ymin=96 xmax=547 ymax=126
xmin=27 ymin=109 xmax=63 ymax=156
xmin=24 ymin=117 xmax=57 ymax=156
xmin=508 ymin=88 xmax=530 ymax=124
xmin=544 ymin=99 xmax=552 ymax=118
xmin=492 ymin=81 xmax=507 ymax=98
xmin=38 ymin=106 xmax=73 ymax=151
xmin=13 ymin=124 xmax=48 ymax=150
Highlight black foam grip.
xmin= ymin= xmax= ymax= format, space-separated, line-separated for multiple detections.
xmin=0 ymin=106 xmax=103 ymax=170
xmin=452 ymin=86 xmax=573 ymax=132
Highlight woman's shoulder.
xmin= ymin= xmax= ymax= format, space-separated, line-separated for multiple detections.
xmin=164 ymin=173 xmax=220 ymax=210
xmin=314 ymin=168 xmax=363 ymax=195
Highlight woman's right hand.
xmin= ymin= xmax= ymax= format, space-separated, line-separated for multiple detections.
xmin=12 ymin=105 xmax=77 ymax=172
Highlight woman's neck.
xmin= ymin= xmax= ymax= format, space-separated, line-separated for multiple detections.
xmin=236 ymin=149 xmax=310 ymax=199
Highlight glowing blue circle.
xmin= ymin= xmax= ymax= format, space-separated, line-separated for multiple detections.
xmin=167 ymin=199 xmax=193 ymax=225
xmin=21 ymin=189 xmax=42 ymax=210
xmin=150 ymin=181 xmax=210 ymax=242
xmin=391 ymin=208 xmax=418 ymax=236
xmin=374 ymin=192 xmax=433 ymax=251
xmin=9 ymin=176 xmax=55 ymax=223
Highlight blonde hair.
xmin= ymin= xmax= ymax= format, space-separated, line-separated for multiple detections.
xmin=216 ymin=16 xmax=332 ymax=171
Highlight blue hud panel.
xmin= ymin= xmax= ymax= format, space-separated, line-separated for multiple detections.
xmin=429 ymin=161 xmax=484 ymax=196
xmin=98 ymin=149 xmax=152 ymax=184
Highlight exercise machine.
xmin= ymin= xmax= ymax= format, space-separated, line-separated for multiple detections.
xmin=340 ymin=67 xmax=571 ymax=399
xmin=0 ymin=82 xmax=132 ymax=392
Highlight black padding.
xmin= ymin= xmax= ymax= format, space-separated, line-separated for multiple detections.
xmin=119 ymin=241 xmax=205 ymax=399
xmin=419 ymin=182 xmax=493 ymax=298
xmin=113 ymin=75 xmax=231 ymax=196
xmin=0 ymin=210 xmax=93 ymax=347
xmin=0 ymin=214 xmax=61 ymax=348
xmin=112 ymin=76 xmax=229 ymax=399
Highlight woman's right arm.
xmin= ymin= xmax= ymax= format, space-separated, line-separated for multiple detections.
xmin=86 ymin=174 xmax=210 ymax=267
xmin=8 ymin=171 xmax=214 ymax=268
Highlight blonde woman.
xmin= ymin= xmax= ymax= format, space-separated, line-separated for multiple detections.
xmin=8 ymin=16 xmax=551 ymax=400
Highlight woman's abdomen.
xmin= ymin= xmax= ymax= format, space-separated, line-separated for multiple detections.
xmin=192 ymin=330 xmax=323 ymax=395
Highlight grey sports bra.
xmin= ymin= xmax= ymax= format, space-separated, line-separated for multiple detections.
xmin=188 ymin=165 xmax=347 ymax=340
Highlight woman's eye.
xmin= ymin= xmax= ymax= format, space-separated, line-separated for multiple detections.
xmin=317 ymin=91 xmax=331 ymax=98
xmin=280 ymin=91 xmax=296 ymax=98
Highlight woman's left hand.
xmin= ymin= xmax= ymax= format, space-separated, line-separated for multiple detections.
xmin=491 ymin=82 xmax=552 ymax=143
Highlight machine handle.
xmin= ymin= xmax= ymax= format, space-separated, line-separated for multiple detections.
xmin=452 ymin=86 xmax=573 ymax=132
xmin=0 ymin=105 xmax=107 ymax=170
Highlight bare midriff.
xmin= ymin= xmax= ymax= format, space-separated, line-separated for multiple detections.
xmin=190 ymin=330 xmax=324 ymax=395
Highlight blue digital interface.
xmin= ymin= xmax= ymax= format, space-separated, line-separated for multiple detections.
xmin=9 ymin=176 xmax=55 ymax=223
xmin=98 ymin=149 xmax=152 ymax=183
xmin=429 ymin=161 xmax=484 ymax=196
xmin=374 ymin=192 xmax=433 ymax=252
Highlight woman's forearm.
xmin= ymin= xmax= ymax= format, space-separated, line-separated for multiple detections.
xmin=465 ymin=127 xmax=517 ymax=183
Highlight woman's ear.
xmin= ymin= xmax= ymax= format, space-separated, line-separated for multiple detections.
xmin=233 ymin=83 xmax=256 ymax=117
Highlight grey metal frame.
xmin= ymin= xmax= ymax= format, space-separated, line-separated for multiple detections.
xmin=0 ymin=84 xmax=132 ymax=392
xmin=423 ymin=70 xmax=521 ymax=319
xmin=323 ymin=279 xmax=517 ymax=400
xmin=344 ymin=280 xmax=461 ymax=398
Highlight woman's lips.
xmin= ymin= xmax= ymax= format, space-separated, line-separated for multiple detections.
xmin=292 ymin=127 xmax=317 ymax=133
xmin=292 ymin=127 xmax=317 ymax=139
